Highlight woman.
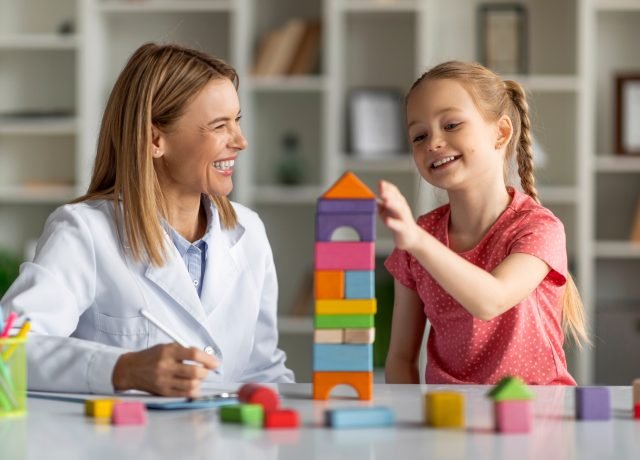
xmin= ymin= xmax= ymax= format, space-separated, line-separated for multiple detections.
xmin=1 ymin=43 xmax=294 ymax=396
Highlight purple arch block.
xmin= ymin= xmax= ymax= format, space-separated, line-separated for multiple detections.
xmin=317 ymin=199 xmax=376 ymax=214
xmin=316 ymin=213 xmax=376 ymax=242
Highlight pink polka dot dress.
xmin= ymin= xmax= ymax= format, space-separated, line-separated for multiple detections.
xmin=385 ymin=187 xmax=576 ymax=385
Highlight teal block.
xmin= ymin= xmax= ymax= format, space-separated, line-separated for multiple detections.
xmin=313 ymin=344 xmax=372 ymax=371
xmin=345 ymin=271 xmax=375 ymax=299
xmin=325 ymin=407 xmax=395 ymax=429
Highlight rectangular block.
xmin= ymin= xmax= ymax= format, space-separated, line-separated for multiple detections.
xmin=314 ymin=329 xmax=344 ymax=343
xmin=315 ymin=270 xmax=345 ymax=299
xmin=345 ymin=270 xmax=375 ymax=299
xmin=325 ymin=406 xmax=395 ymax=429
xmin=314 ymin=242 xmax=374 ymax=270
xmin=344 ymin=328 xmax=375 ymax=344
xmin=220 ymin=404 xmax=264 ymax=427
xmin=315 ymin=314 xmax=374 ymax=329
xmin=313 ymin=344 xmax=372 ymax=371
xmin=318 ymin=198 xmax=376 ymax=214
xmin=633 ymin=379 xmax=640 ymax=405
xmin=316 ymin=299 xmax=376 ymax=315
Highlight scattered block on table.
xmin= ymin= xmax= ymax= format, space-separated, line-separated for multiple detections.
xmin=85 ymin=399 xmax=118 ymax=418
xmin=487 ymin=376 xmax=534 ymax=401
xmin=111 ymin=401 xmax=147 ymax=426
xmin=220 ymin=404 xmax=264 ymax=427
xmin=315 ymin=270 xmax=344 ymax=299
xmin=313 ymin=371 xmax=372 ymax=401
xmin=325 ymin=406 xmax=395 ymax=429
xmin=316 ymin=213 xmax=375 ymax=242
xmin=238 ymin=383 xmax=279 ymax=411
xmin=264 ymin=409 xmax=300 ymax=429
xmin=344 ymin=328 xmax=375 ymax=344
xmin=313 ymin=343 xmax=373 ymax=372
xmin=317 ymin=198 xmax=376 ymax=214
xmin=575 ymin=387 xmax=611 ymax=421
xmin=425 ymin=392 xmax=464 ymax=428
xmin=315 ymin=299 xmax=377 ymax=315
xmin=635 ymin=403 xmax=640 ymax=420
xmin=633 ymin=379 xmax=640 ymax=405
xmin=314 ymin=329 xmax=344 ymax=344
xmin=494 ymin=400 xmax=532 ymax=433
xmin=345 ymin=270 xmax=375 ymax=299
xmin=315 ymin=314 xmax=374 ymax=329
xmin=314 ymin=242 xmax=375 ymax=270
xmin=321 ymin=171 xmax=376 ymax=200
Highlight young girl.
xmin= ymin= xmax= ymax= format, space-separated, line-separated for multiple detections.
xmin=378 ymin=61 xmax=588 ymax=385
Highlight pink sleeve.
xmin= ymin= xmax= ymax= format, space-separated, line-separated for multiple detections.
xmin=509 ymin=210 xmax=568 ymax=286
xmin=384 ymin=248 xmax=417 ymax=290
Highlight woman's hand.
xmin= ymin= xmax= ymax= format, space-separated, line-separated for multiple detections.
xmin=112 ymin=343 xmax=219 ymax=397
xmin=377 ymin=180 xmax=422 ymax=252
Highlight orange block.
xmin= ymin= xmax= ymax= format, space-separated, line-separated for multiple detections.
xmin=313 ymin=371 xmax=373 ymax=401
xmin=315 ymin=270 xmax=344 ymax=299
xmin=322 ymin=171 xmax=375 ymax=199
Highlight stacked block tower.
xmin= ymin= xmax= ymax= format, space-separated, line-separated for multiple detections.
xmin=313 ymin=171 xmax=376 ymax=401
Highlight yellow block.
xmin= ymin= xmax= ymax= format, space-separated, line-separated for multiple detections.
xmin=85 ymin=399 xmax=118 ymax=418
xmin=425 ymin=392 xmax=464 ymax=428
xmin=315 ymin=299 xmax=376 ymax=315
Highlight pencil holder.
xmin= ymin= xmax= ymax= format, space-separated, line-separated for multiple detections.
xmin=0 ymin=337 xmax=27 ymax=417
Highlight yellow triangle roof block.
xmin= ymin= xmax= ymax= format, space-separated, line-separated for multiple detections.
xmin=322 ymin=171 xmax=375 ymax=199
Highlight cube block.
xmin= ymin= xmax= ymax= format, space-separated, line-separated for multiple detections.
xmin=575 ymin=387 xmax=611 ymax=421
xmin=494 ymin=400 xmax=532 ymax=433
xmin=315 ymin=271 xmax=344 ymax=299
xmin=345 ymin=271 xmax=375 ymax=299
xmin=425 ymin=392 xmax=464 ymax=428
xmin=85 ymin=399 xmax=117 ymax=418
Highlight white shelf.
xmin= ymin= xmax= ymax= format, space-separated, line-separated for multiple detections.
xmin=340 ymin=0 xmax=421 ymax=12
xmin=278 ymin=316 xmax=313 ymax=334
xmin=0 ymin=117 xmax=77 ymax=135
xmin=502 ymin=75 xmax=581 ymax=93
xmin=0 ymin=35 xmax=77 ymax=50
xmin=252 ymin=185 xmax=323 ymax=205
xmin=595 ymin=241 xmax=640 ymax=259
xmin=0 ymin=185 xmax=76 ymax=204
xmin=99 ymin=0 xmax=232 ymax=12
xmin=250 ymin=76 xmax=326 ymax=93
xmin=538 ymin=185 xmax=579 ymax=205
xmin=595 ymin=0 xmax=640 ymax=12
xmin=343 ymin=156 xmax=414 ymax=173
xmin=595 ymin=155 xmax=640 ymax=172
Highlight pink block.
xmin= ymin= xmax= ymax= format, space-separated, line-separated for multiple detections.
xmin=314 ymin=242 xmax=375 ymax=270
xmin=112 ymin=401 xmax=147 ymax=426
xmin=494 ymin=401 xmax=532 ymax=434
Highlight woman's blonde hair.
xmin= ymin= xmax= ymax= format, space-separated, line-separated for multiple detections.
xmin=74 ymin=42 xmax=239 ymax=266
xmin=408 ymin=60 xmax=589 ymax=347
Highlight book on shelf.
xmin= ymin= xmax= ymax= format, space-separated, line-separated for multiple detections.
xmin=288 ymin=21 xmax=322 ymax=75
xmin=631 ymin=197 xmax=640 ymax=243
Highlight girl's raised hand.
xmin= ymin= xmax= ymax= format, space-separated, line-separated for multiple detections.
xmin=377 ymin=180 xmax=422 ymax=251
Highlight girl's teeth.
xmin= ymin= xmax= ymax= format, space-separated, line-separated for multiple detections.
xmin=433 ymin=156 xmax=457 ymax=168
xmin=213 ymin=159 xmax=235 ymax=170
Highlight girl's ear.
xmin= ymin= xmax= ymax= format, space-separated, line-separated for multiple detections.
xmin=495 ymin=115 xmax=513 ymax=150
xmin=151 ymin=125 xmax=165 ymax=158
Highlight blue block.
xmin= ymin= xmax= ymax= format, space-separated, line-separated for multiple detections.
xmin=325 ymin=407 xmax=395 ymax=429
xmin=345 ymin=271 xmax=375 ymax=299
xmin=317 ymin=198 xmax=376 ymax=214
xmin=313 ymin=344 xmax=372 ymax=371
xmin=575 ymin=387 xmax=611 ymax=420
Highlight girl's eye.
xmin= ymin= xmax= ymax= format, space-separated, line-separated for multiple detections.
xmin=412 ymin=133 xmax=426 ymax=143
xmin=444 ymin=122 xmax=461 ymax=130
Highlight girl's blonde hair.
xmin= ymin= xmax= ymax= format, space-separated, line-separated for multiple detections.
xmin=408 ymin=60 xmax=589 ymax=347
xmin=74 ymin=43 xmax=239 ymax=266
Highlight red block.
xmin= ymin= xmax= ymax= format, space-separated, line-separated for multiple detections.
xmin=111 ymin=401 xmax=147 ymax=426
xmin=634 ymin=403 xmax=640 ymax=419
xmin=264 ymin=409 xmax=300 ymax=429
xmin=238 ymin=383 xmax=279 ymax=411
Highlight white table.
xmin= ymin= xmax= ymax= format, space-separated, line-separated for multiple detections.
xmin=1 ymin=384 xmax=639 ymax=459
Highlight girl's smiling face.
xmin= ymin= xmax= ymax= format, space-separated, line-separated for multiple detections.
xmin=406 ymin=78 xmax=508 ymax=192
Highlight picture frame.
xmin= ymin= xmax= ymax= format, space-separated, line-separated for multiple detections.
xmin=477 ymin=3 xmax=528 ymax=75
xmin=348 ymin=89 xmax=405 ymax=158
xmin=615 ymin=74 xmax=640 ymax=155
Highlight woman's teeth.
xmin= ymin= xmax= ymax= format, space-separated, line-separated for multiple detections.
xmin=213 ymin=159 xmax=234 ymax=170
xmin=432 ymin=156 xmax=458 ymax=168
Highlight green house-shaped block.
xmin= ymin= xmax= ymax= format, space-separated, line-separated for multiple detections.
xmin=487 ymin=376 xmax=534 ymax=401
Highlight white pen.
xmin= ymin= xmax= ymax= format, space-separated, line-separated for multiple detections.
xmin=140 ymin=308 xmax=190 ymax=348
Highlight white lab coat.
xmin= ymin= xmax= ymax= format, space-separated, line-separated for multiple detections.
xmin=1 ymin=198 xmax=294 ymax=393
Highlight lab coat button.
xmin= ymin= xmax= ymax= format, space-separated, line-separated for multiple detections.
xmin=204 ymin=346 xmax=214 ymax=355
xmin=193 ymin=279 xmax=199 ymax=286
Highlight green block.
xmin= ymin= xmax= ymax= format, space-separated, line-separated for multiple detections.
xmin=315 ymin=314 xmax=374 ymax=329
xmin=487 ymin=376 xmax=534 ymax=401
xmin=220 ymin=404 xmax=264 ymax=427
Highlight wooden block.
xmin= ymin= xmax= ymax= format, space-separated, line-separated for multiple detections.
xmin=238 ymin=383 xmax=279 ymax=411
xmin=315 ymin=270 xmax=344 ymax=299
xmin=313 ymin=371 xmax=373 ymax=401
xmin=345 ymin=270 xmax=375 ymax=299
xmin=314 ymin=329 xmax=344 ymax=343
xmin=344 ymin=328 xmax=375 ymax=344
xmin=220 ymin=404 xmax=264 ymax=427
xmin=316 ymin=299 xmax=376 ymax=315
xmin=316 ymin=212 xmax=375 ymax=242
xmin=325 ymin=406 xmax=395 ymax=429
xmin=264 ymin=408 xmax=300 ymax=429
xmin=322 ymin=171 xmax=375 ymax=199
xmin=494 ymin=400 xmax=532 ymax=433
xmin=425 ymin=392 xmax=464 ymax=428
xmin=317 ymin=198 xmax=376 ymax=214
xmin=575 ymin=387 xmax=611 ymax=420
xmin=313 ymin=344 xmax=372 ymax=372
xmin=633 ymin=379 xmax=640 ymax=405
xmin=314 ymin=242 xmax=375 ymax=270
xmin=635 ymin=403 xmax=640 ymax=419
xmin=488 ymin=376 xmax=534 ymax=401
xmin=315 ymin=314 xmax=374 ymax=329
xmin=111 ymin=401 xmax=147 ymax=426
xmin=85 ymin=399 xmax=118 ymax=418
